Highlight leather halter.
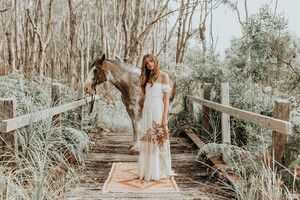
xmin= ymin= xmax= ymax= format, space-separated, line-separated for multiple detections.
xmin=90 ymin=65 xmax=107 ymax=113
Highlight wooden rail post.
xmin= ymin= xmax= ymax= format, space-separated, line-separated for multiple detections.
xmin=202 ymin=83 xmax=211 ymax=142
xmin=52 ymin=83 xmax=61 ymax=128
xmin=272 ymin=99 xmax=289 ymax=169
xmin=221 ymin=83 xmax=231 ymax=163
xmin=0 ymin=98 xmax=17 ymax=156
xmin=77 ymin=82 xmax=84 ymax=130
xmin=187 ymin=86 xmax=194 ymax=114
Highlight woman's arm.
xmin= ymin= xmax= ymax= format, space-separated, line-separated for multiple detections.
xmin=162 ymin=73 xmax=170 ymax=127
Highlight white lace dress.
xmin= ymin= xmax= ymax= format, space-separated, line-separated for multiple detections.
xmin=138 ymin=82 xmax=176 ymax=181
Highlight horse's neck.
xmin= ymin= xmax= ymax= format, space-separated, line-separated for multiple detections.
xmin=107 ymin=61 xmax=138 ymax=96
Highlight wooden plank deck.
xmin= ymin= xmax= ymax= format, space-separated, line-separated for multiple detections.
xmin=66 ymin=131 xmax=228 ymax=200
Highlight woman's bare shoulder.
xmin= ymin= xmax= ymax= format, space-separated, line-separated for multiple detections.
xmin=160 ymin=71 xmax=170 ymax=84
xmin=159 ymin=71 xmax=168 ymax=78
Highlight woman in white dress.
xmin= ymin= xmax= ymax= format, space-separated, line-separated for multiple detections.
xmin=138 ymin=54 xmax=175 ymax=181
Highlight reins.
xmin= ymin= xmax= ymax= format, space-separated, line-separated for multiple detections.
xmin=90 ymin=86 xmax=96 ymax=114
xmin=89 ymin=65 xmax=107 ymax=113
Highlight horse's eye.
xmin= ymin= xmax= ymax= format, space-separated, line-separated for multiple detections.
xmin=94 ymin=69 xmax=98 ymax=73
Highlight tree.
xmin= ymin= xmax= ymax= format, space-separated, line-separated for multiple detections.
xmin=176 ymin=0 xmax=198 ymax=64
xmin=122 ymin=0 xmax=171 ymax=66
xmin=226 ymin=5 xmax=298 ymax=87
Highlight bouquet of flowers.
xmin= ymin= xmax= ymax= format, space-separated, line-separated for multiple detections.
xmin=140 ymin=120 xmax=170 ymax=149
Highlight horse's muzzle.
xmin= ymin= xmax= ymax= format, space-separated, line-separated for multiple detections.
xmin=84 ymin=83 xmax=94 ymax=94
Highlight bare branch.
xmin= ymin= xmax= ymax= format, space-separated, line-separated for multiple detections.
xmin=288 ymin=75 xmax=300 ymax=95
xmin=277 ymin=57 xmax=300 ymax=76
xmin=235 ymin=1 xmax=245 ymax=28
xmin=244 ymin=0 xmax=248 ymax=22
xmin=137 ymin=0 xmax=170 ymax=41
xmin=27 ymin=9 xmax=44 ymax=47
xmin=0 ymin=7 xmax=12 ymax=13
xmin=274 ymin=0 xmax=279 ymax=17
xmin=156 ymin=12 xmax=181 ymax=57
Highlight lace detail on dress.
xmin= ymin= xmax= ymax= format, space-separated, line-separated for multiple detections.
xmin=140 ymin=120 xmax=170 ymax=149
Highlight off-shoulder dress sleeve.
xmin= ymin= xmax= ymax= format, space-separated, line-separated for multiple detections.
xmin=162 ymin=84 xmax=171 ymax=93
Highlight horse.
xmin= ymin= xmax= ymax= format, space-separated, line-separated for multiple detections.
xmin=84 ymin=54 xmax=176 ymax=153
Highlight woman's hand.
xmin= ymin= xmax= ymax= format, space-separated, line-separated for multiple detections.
xmin=162 ymin=117 xmax=168 ymax=127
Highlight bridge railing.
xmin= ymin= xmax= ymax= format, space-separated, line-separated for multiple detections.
xmin=0 ymin=82 xmax=99 ymax=155
xmin=186 ymin=82 xmax=292 ymax=168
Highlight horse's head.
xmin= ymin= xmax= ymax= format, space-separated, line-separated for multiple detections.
xmin=84 ymin=54 xmax=109 ymax=94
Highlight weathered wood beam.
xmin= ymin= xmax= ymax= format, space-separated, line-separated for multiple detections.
xmin=202 ymin=83 xmax=211 ymax=141
xmin=272 ymin=99 xmax=290 ymax=169
xmin=187 ymin=86 xmax=193 ymax=114
xmin=187 ymin=95 xmax=292 ymax=135
xmin=77 ymin=82 xmax=84 ymax=130
xmin=221 ymin=83 xmax=231 ymax=163
xmin=2 ymin=96 xmax=100 ymax=133
xmin=0 ymin=98 xmax=17 ymax=156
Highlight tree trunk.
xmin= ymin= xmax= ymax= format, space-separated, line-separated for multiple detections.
xmin=99 ymin=0 xmax=106 ymax=56
xmin=176 ymin=0 xmax=198 ymax=64
xmin=24 ymin=11 xmax=32 ymax=74
xmin=14 ymin=0 xmax=21 ymax=72
xmin=112 ymin=0 xmax=121 ymax=60
xmin=68 ymin=0 xmax=77 ymax=86
xmin=199 ymin=0 xmax=208 ymax=57
xmin=127 ymin=0 xmax=141 ymax=65
xmin=79 ymin=23 xmax=85 ymax=82
xmin=6 ymin=31 xmax=15 ymax=73
xmin=27 ymin=0 xmax=53 ymax=76
xmin=176 ymin=0 xmax=185 ymax=64
xmin=19 ymin=0 xmax=26 ymax=74
xmin=132 ymin=0 xmax=170 ymax=66
xmin=122 ymin=0 xmax=129 ymax=63
xmin=85 ymin=11 xmax=90 ymax=79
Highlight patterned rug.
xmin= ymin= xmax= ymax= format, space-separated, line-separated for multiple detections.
xmin=102 ymin=162 xmax=179 ymax=193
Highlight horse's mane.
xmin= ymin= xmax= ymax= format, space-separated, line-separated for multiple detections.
xmin=106 ymin=59 xmax=141 ymax=75
xmin=106 ymin=59 xmax=119 ymax=64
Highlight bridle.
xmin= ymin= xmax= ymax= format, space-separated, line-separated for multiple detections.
xmin=90 ymin=65 xmax=107 ymax=113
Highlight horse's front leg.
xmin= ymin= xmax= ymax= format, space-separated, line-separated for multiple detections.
xmin=128 ymin=111 xmax=142 ymax=154
xmin=121 ymin=95 xmax=141 ymax=154
xmin=131 ymin=117 xmax=140 ymax=142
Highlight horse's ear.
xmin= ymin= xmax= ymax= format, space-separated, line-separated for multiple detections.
xmin=96 ymin=54 xmax=106 ymax=65
xmin=100 ymin=54 xmax=105 ymax=63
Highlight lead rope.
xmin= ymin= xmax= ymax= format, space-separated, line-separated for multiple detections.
xmin=89 ymin=65 xmax=106 ymax=114
xmin=90 ymin=85 xmax=96 ymax=113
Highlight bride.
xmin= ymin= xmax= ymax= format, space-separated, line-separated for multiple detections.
xmin=137 ymin=54 xmax=176 ymax=181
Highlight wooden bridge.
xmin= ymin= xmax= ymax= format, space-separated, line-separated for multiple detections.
xmin=0 ymin=82 xmax=292 ymax=199
xmin=65 ymin=130 xmax=227 ymax=199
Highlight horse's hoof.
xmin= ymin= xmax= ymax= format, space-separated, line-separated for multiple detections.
xmin=129 ymin=149 xmax=139 ymax=155
xmin=129 ymin=145 xmax=140 ymax=155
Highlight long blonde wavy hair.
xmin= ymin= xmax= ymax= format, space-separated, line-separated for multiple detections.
xmin=139 ymin=54 xmax=160 ymax=115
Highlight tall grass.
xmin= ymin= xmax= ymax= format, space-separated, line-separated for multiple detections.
xmin=169 ymin=71 xmax=300 ymax=199
xmin=0 ymin=115 xmax=90 ymax=199
xmin=0 ymin=73 xmax=94 ymax=199
xmin=0 ymin=72 xmax=134 ymax=199
xmin=198 ymin=143 xmax=300 ymax=199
